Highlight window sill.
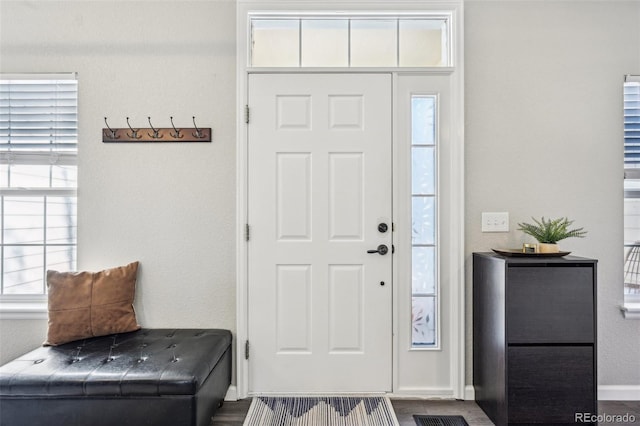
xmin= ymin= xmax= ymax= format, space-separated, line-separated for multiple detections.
xmin=0 ymin=298 xmax=48 ymax=320
xmin=621 ymin=302 xmax=640 ymax=319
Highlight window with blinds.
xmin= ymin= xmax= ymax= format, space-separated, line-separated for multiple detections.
xmin=623 ymin=75 xmax=640 ymax=300
xmin=624 ymin=78 xmax=640 ymax=169
xmin=0 ymin=74 xmax=77 ymax=296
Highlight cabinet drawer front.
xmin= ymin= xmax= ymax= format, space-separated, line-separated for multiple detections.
xmin=508 ymin=346 xmax=596 ymax=424
xmin=507 ymin=266 xmax=594 ymax=343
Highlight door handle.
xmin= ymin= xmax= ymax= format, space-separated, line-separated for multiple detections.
xmin=367 ymin=244 xmax=389 ymax=255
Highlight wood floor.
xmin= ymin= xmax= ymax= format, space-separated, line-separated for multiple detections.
xmin=212 ymin=398 xmax=640 ymax=425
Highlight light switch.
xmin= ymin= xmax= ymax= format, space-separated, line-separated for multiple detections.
xmin=482 ymin=212 xmax=509 ymax=232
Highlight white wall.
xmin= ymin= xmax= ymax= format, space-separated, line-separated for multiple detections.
xmin=465 ymin=1 xmax=640 ymax=388
xmin=1 ymin=0 xmax=639 ymax=393
xmin=0 ymin=0 xmax=237 ymax=363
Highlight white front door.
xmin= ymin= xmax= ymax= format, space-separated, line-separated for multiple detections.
xmin=247 ymin=73 xmax=392 ymax=393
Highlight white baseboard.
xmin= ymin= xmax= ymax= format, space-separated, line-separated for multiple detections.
xmin=390 ymin=387 xmax=455 ymax=399
xmin=230 ymin=384 xmax=640 ymax=402
xmin=598 ymin=385 xmax=640 ymax=401
xmin=465 ymin=385 xmax=639 ymax=401
xmin=464 ymin=385 xmax=475 ymax=400
xmin=225 ymin=385 xmax=238 ymax=401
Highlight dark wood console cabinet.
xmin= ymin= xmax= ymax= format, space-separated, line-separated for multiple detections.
xmin=473 ymin=252 xmax=597 ymax=426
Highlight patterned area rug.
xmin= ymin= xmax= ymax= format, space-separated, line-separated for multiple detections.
xmin=413 ymin=415 xmax=469 ymax=426
xmin=243 ymin=396 xmax=400 ymax=426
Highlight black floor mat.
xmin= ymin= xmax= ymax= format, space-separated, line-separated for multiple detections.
xmin=413 ymin=415 xmax=469 ymax=426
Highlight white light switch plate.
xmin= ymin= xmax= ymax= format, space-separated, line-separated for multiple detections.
xmin=482 ymin=212 xmax=509 ymax=232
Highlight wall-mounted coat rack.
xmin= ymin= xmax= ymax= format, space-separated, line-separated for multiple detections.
xmin=102 ymin=117 xmax=211 ymax=143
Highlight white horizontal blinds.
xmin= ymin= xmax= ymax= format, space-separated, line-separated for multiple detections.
xmin=0 ymin=74 xmax=77 ymax=295
xmin=625 ymin=75 xmax=640 ymax=169
xmin=0 ymin=76 xmax=77 ymax=159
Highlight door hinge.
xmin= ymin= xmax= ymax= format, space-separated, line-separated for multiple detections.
xmin=245 ymin=105 xmax=250 ymax=124
xmin=245 ymin=224 xmax=250 ymax=242
xmin=245 ymin=340 xmax=250 ymax=360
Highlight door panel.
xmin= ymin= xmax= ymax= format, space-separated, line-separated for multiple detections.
xmin=329 ymin=153 xmax=364 ymax=240
xmin=247 ymin=73 xmax=392 ymax=393
xmin=276 ymin=153 xmax=311 ymax=240
xmin=328 ymin=264 xmax=363 ymax=352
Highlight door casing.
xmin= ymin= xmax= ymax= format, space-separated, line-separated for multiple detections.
xmin=236 ymin=0 xmax=465 ymax=400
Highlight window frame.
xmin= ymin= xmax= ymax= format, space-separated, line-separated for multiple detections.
xmin=237 ymin=0 xmax=465 ymax=399
xmin=247 ymin=11 xmax=454 ymax=69
xmin=0 ymin=73 xmax=78 ymax=319
xmin=410 ymin=94 xmax=439 ymax=349
xmin=622 ymin=75 xmax=640 ymax=318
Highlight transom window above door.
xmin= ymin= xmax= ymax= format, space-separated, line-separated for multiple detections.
xmin=249 ymin=14 xmax=451 ymax=68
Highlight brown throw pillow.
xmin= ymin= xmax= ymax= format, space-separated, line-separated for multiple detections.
xmin=45 ymin=261 xmax=141 ymax=346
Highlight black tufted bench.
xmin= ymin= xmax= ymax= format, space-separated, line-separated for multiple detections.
xmin=0 ymin=328 xmax=232 ymax=426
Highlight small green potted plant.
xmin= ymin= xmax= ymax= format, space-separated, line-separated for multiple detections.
xmin=517 ymin=216 xmax=587 ymax=253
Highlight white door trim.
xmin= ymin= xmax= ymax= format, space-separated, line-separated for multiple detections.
xmin=236 ymin=0 xmax=464 ymax=400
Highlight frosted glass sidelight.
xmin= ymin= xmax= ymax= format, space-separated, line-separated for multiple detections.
xmin=412 ymin=296 xmax=436 ymax=346
xmin=412 ymin=196 xmax=435 ymax=245
xmin=412 ymin=146 xmax=435 ymax=195
xmin=412 ymin=246 xmax=435 ymax=295
xmin=411 ymin=96 xmax=436 ymax=145
xmin=399 ymin=20 xmax=447 ymax=67
xmin=350 ymin=20 xmax=397 ymax=67
xmin=410 ymin=93 xmax=438 ymax=348
xmin=301 ymin=20 xmax=349 ymax=67
xmin=252 ymin=20 xmax=300 ymax=67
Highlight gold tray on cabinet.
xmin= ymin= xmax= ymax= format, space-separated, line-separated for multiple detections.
xmin=492 ymin=248 xmax=571 ymax=257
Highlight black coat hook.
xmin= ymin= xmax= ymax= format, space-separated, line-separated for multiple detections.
xmin=126 ymin=117 xmax=141 ymax=139
xmin=170 ymin=116 xmax=183 ymax=139
xmin=147 ymin=117 xmax=163 ymax=139
xmin=104 ymin=117 xmax=119 ymax=139
xmin=192 ymin=116 xmax=204 ymax=139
